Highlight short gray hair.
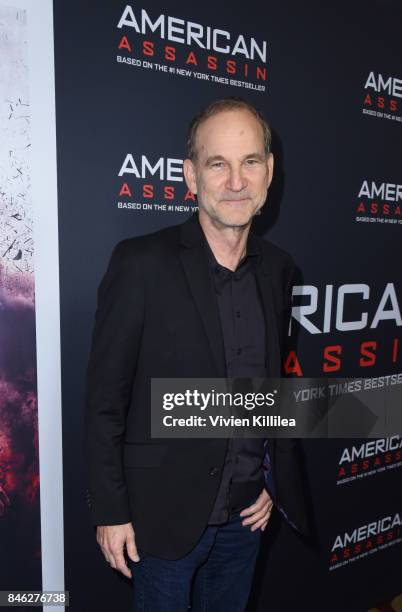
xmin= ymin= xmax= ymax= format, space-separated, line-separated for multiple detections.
xmin=187 ymin=97 xmax=272 ymax=161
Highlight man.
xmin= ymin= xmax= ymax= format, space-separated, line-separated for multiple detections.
xmin=84 ymin=98 xmax=309 ymax=611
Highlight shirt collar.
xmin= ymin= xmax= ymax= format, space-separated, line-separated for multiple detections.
xmin=203 ymin=232 xmax=262 ymax=292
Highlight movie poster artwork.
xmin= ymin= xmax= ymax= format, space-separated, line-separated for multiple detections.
xmin=0 ymin=5 xmax=41 ymax=589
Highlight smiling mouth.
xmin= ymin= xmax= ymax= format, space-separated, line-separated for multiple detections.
xmin=221 ymin=198 xmax=250 ymax=204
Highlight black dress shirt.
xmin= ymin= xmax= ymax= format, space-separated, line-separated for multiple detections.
xmin=205 ymin=234 xmax=267 ymax=525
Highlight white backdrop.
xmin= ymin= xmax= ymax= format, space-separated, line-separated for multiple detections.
xmin=0 ymin=1 xmax=64 ymax=608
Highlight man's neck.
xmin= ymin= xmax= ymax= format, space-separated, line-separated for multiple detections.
xmin=198 ymin=213 xmax=251 ymax=272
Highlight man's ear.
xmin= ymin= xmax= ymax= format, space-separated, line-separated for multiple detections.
xmin=266 ymin=152 xmax=274 ymax=189
xmin=183 ymin=158 xmax=198 ymax=195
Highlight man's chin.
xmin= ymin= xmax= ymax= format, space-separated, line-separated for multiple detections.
xmin=214 ymin=212 xmax=254 ymax=229
xmin=199 ymin=204 xmax=258 ymax=229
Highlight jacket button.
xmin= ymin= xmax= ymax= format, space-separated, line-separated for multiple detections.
xmin=209 ymin=467 xmax=219 ymax=476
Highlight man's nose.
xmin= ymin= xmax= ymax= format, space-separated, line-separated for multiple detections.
xmin=226 ymin=166 xmax=247 ymax=192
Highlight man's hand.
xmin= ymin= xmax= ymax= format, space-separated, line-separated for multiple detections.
xmin=240 ymin=488 xmax=273 ymax=532
xmin=96 ymin=522 xmax=139 ymax=578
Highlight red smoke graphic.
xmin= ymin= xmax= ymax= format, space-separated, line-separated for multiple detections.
xmin=0 ymin=377 xmax=39 ymax=515
xmin=0 ymin=275 xmax=39 ymax=519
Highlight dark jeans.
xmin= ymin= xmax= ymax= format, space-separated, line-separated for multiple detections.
xmin=130 ymin=507 xmax=262 ymax=611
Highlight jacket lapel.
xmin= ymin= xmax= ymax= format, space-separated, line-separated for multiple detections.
xmin=179 ymin=214 xmax=281 ymax=379
xmin=255 ymin=253 xmax=281 ymax=378
xmin=179 ymin=216 xmax=227 ymax=378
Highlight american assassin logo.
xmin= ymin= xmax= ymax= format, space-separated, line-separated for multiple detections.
xmin=116 ymin=4 xmax=267 ymax=83
xmin=337 ymin=437 xmax=402 ymax=483
xmin=330 ymin=513 xmax=402 ymax=567
xmin=285 ymin=283 xmax=401 ymax=375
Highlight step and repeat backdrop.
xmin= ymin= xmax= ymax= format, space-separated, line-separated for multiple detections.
xmin=1 ymin=0 xmax=400 ymax=610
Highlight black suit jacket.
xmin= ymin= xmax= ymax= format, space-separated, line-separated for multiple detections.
xmin=84 ymin=213 xmax=310 ymax=559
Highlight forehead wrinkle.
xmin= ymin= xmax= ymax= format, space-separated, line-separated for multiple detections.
xmin=194 ymin=113 xmax=265 ymax=162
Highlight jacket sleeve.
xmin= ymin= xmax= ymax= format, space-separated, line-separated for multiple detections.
xmin=83 ymin=239 xmax=144 ymax=525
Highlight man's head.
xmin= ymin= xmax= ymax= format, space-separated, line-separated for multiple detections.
xmin=183 ymin=98 xmax=274 ymax=230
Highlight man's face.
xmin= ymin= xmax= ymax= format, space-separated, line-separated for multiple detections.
xmin=183 ymin=109 xmax=274 ymax=229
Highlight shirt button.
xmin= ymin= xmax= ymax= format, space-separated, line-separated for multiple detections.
xmin=236 ymin=348 xmax=242 ymax=355
xmin=236 ymin=311 xmax=241 ymax=318
xmin=209 ymin=467 xmax=219 ymax=476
